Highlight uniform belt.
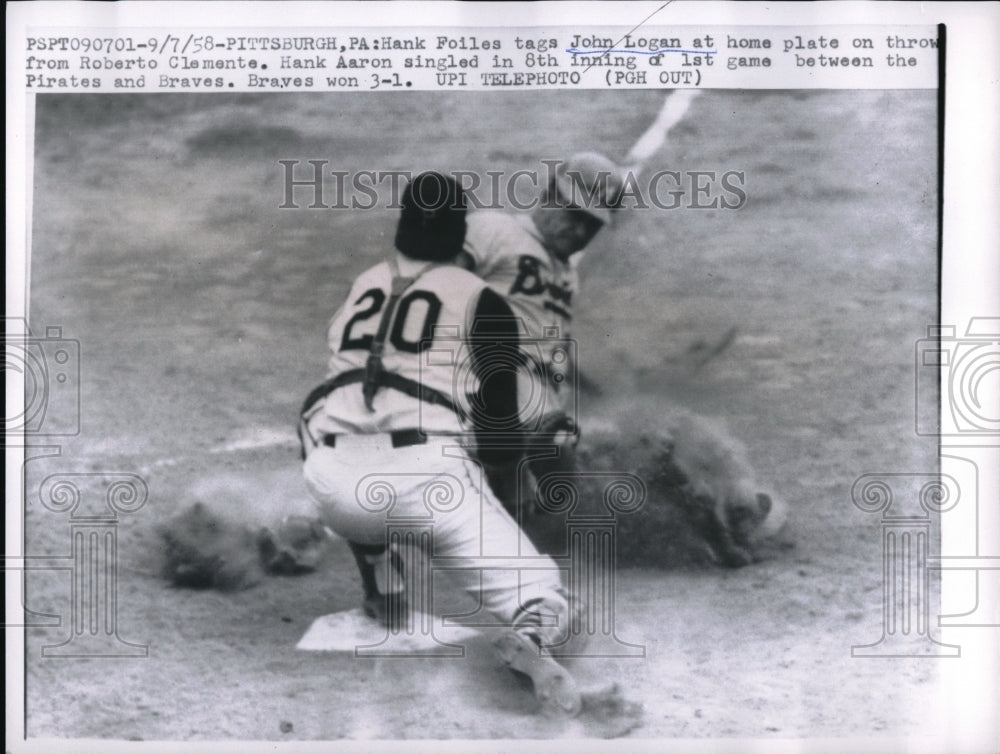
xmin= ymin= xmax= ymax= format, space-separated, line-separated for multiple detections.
xmin=322 ymin=429 xmax=427 ymax=449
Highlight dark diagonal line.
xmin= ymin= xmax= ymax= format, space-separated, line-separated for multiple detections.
xmin=582 ymin=0 xmax=676 ymax=69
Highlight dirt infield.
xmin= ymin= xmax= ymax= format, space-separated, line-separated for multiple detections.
xmin=22 ymin=89 xmax=942 ymax=741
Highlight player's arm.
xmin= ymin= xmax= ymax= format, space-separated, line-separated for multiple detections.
xmin=460 ymin=211 xmax=505 ymax=280
xmin=468 ymin=287 xmax=524 ymax=465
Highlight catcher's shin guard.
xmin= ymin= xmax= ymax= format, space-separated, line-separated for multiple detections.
xmin=511 ymin=588 xmax=588 ymax=656
xmin=349 ymin=541 xmax=407 ymax=629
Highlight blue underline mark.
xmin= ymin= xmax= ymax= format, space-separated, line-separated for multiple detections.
xmin=566 ymin=48 xmax=717 ymax=56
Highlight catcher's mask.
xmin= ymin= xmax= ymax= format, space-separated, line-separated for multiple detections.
xmin=395 ymin=171 xmax=468 ymax=262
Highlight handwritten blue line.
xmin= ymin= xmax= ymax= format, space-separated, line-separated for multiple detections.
xmin=566 ymin=48 xmax=717 ymax=56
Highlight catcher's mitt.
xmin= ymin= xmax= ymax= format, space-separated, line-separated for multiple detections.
xmin=258 ymin=515 xmax=333 ymax=575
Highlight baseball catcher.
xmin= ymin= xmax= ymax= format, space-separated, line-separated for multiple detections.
xmin=298 ymin=172 xmax=587 ymax=717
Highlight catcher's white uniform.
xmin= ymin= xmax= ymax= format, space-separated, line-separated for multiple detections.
xmin=301 ymin=253 xmax=575 ymax=647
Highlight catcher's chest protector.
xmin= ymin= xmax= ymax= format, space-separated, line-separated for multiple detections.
xmin=322 ymin=262 xmax=486 ymax=432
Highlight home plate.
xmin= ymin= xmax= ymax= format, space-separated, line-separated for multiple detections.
xmin=296 ymin=608 xmax=480 ymax=653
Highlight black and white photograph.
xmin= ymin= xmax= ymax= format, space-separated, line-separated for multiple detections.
xmin=6 ymin=3 xmax=999 ymax=751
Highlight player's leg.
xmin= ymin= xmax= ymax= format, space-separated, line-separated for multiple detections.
xmin=433 ymin=452 xmax=586 ymax=716
xmin=302 ymin=441 xmax=407 ymax=627
xmin=482 ymin=367 xmax=576 ymax=525
xmin=519 ymin=411 xmax=579 ymax=554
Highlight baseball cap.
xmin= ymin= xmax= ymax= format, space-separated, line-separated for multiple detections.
xmin=553 ymin=152 xmax=625 ymax=225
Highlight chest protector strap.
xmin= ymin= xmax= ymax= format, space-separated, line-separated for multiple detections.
xmin=362 ymin=273 xmax=416 ymax=411
xmin=302 ymin=260 xmax=467 ymax=425
xmin=299 ymin=368 xmax=466 ymax=423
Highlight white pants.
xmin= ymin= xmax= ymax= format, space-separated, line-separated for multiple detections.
xmin=303 ymin=434 xmax=576 ymax=644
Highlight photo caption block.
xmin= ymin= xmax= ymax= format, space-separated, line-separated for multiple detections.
xmin=21 ymin=25 xmax=938 ymax=92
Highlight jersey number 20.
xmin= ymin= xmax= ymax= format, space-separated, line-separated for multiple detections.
xmin=340 ymin=287 xmax=442 ymax=354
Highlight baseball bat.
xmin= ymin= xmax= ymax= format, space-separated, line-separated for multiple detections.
xmin=621 ymin=91 xmax=737 ymax=369
xmin=623 ymin=89 xmax=700 ymax=174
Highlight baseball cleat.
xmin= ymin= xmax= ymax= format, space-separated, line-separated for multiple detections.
xmin=494 ymin=631 xmax=582 ymax=718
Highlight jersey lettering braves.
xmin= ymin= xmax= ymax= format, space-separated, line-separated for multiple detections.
xmin=464 ymin=211 xmax=577 ymax=404
xmin=308 ymin=257 xmax=487 ymax=436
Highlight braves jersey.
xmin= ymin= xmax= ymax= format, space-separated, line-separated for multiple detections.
xmin=463 ymin=210 xmax=578 ymax=395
